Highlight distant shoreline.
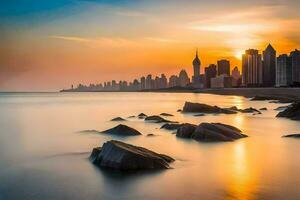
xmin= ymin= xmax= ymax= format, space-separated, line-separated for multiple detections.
xmin=60 ymin=87 xmax=300 ymax=101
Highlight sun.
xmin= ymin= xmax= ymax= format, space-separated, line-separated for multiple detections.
xmin=234 ymin=50 xmax=244 ymax=60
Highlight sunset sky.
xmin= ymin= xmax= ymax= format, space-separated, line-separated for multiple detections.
xmin=1 ymin=0 xmax=300 ymax=91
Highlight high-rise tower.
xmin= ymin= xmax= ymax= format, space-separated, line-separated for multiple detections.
xmin=192 ymin=49 xmax=201 ymax=86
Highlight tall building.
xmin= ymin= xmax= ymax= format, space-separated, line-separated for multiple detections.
xmin=140 ymin=76 xmax=146 ymax=90
xmin=276 ymin=54 xmax=292 ymax=87
xmin=145 ymin=74 xmax=152 ymax=89
xmin=217 ymin=59 xmax=230 ymax=76
xmin=231 ymin=66 xmax=241 ymax=87
xmin=169 ymin=75 xmax=179 ymax=87
xmin=179 ymin=69 xmax=190 ymax=87
xmin=242 ymin=49 xmax=263 ymax=87
xmin=160 ymin=74 xmax=168 ymax=88
xmin=192 ymin=49 xmax=201 ymax=86
xmin=290 ymin=49 xmax=300 ymax=84
xmin=211 ymin=74 xmax=233 ymax=88
xmin=262 ymin=44 xmax=276 ymax=87
xmin=204 ymin=64 xmax=217 ymax=88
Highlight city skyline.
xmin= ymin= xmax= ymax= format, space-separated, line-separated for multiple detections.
xmin=1 ymin=0 xmax=300 ymax=91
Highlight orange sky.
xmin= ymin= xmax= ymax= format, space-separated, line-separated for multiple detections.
xmin=1 ymin=0 xmax=300 ymax=91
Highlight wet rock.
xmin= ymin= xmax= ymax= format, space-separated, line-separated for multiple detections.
xmin=251 ymin=95 xmax=294 ymax=103
xmin=177 ymin=109 xmax=182 ymax=112
xmin=182 ymin=102 xmax=237 ymax=114
xmin=90 ymin=140 xmax=174 ymax=170
xmin=147 ymin=134 xmax=156 ymax=137
xmin=127 ymin=115 xmax=135 ymax=118
xmin=276 ymin=102 xmax=300 ymax=120
xmin=259 ymin=107 xmax=267 ymax=111
xmin=282 ymin=134 xmax=300 ymax=138
xmin=176 ymin=122 xmax=247 ymax=142
xmin=102 ymin=124 xmax=142 ymax=136
xmin=239 ymin=107 xmax=262 ymax=114
xmin=274 ymin=106 xmax=288 ymax=111
xmin=176 ymin=123 xmax=197 ymax=138
xmin=160 ymin=113 xmax=174 ymax=117
xmin=145 ymin=115 xmax=175 ymax=123
xmin=194 ymin=113 xmax=205 ymax=117
xmin=111 ymin=117 xmax=126 ymax=121
xmin=160 ymin=123 xmax=182 ymax=130
xmin=138 ymin=113 xmax=147 ymax=117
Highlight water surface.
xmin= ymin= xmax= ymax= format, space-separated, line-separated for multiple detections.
xmin=0 ymin=92 xmax=299 ymax=200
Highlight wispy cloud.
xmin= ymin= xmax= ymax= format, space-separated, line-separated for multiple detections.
xmin=49 ymin=35 xmax=91 ymax=42
xmin=144 ymin=37 xmax=178 ymax=43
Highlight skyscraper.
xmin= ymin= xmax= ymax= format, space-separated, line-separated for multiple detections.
xmin=232 ymin=66 xmax=241 ymax=80
xmin=217 ymin=59 xmax=230 ymax=76
xmin=192 ymin=49 xmax=201 ymax=86
xmin=145 ymin=74 xmax=152 ymax=89
xmin=140 ymin=76 xmax=146 ymax=90
xmin=276 ymin=54 xmax=292 ymax=87
xmin=262 ymin=44 xmax=276 ymax=87
xmin=290 ymin=49 xmax=300 ymax=84
xmin=179 ymin=69 xmax=190 ymax=87
xmin=169 ymin=75 xmax=179 ymax=87
xmin=204 ymin=64 xmax=217 ymax=88
xmin=242 ymin=49 xmax=263 ymax=87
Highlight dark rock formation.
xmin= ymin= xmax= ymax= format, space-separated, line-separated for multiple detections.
xmin=102 ymin=124 xmax=142 ymax=136
xmin=282 ymin=134 xmax=300 ymax=138
xmin=111 ymin=117 xmax=126 ymax=121
xmin=251 ymin=95 xmax=294 ymax=103
xmin=145 ymin=115 xmax=176 ymax=123
xmin=176 ymin=122 xmax=247 ymax=142
xmin=160 ymin=113 xmax=174 ymax=117
xmin=138 ymin=113 xmax=147 ymax=117
xmin=276 ymin=102 xmax=300 ymax=120
xmin=239 ymin=107 xmax=262 ymax=114
xmin=90 ymin=140 xmax=174 ymax=170
xmin=127 ymin=115 xmax=135 ymax=118
xmin=274 ymin=106 xmax=288 ymax=111
xmin=182 ymin=102 xmax=237 ymax=114
xmin=177 ymin=109 xmax=182 ymax=112
xmin=259 ymin=107 xmax=267 ymax=111
xmin=194 ymin=113 xmax=205 ymax=116
xmin=176 ymin=123 xmax=197 ymax=138
xmin=160 ymin=123 xmax=182 ymax=130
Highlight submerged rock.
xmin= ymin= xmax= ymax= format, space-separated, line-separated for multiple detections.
xmin=176 ymin=122 xmax=247 ymax=142
xmin=127 ymin=115 xmax=135 ymax=118
xmin=239 ymin=107 xmax=262 ymax=114
xmin=90 ymin=140 xmax=174 ymax=170
xmin=259 ymin=107 xmax=267 ymax=111
xmin=145 ymin=115 xmax=175 ymax=123
xmin=147 ymin=133 xmax=156 ymax=137
xmin=274 ymin=106 xmax=288 ymax=111
xmin=276 ymin=102 xmax=300 ymax=120
xmin=102 ymin=124 xmax=142 ymax=136
xmin=138 ymin=113 xmax=147 ymax=117
xmin=111 ymin=117 xmax=126 ymax=121
xmin=251 ymin=95 xmax=294 ymax=103
xmin=160 ymin=123 xmax=182 ymax=130
xmin=177 ymin=109 xmax=182 ymax=112
xmin=282 ymin=134 xmax=300 ymax=138
xmin=194 ymin=113 xmax=205 ymax=117
xmin=182 ymin=102 xmax=237 ymax=114
xmin=160 ymin=113 xmax=174 ymax=117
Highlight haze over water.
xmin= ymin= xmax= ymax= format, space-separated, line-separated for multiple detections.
xmin=0 ymin=92 xmax=300 ymax=200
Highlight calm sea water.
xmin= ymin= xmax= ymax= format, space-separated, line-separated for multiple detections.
xmin=0 ymin=92 xmax=300 ymax=200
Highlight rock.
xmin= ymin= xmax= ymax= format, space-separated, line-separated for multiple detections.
xmin=102 ymin=124 xmax=142 ymax=136
xmin=239 ymin=107 xmax=262 ymax=114
xmin=282 ymin=134 xmax=300 ymax=138
xmin=160 ymin=113 xmax=174 ymax=117
xmin=90 ymin=140 xmax=174 ymax=170
xmin=111 ymin=117 xmax=126 ymax=121
xmin=194 ymin=113 xmax=205 ymax=117
xmin=259 ymin=107 xmax=267 ymax=111
xmin=176 ymin=123 xmax=197 ymax=138
xmin=138 ymin=113 xmax=147 ymax=117
xmin=251 ymin=95 xmax=294 ymax=103
xmin=276 ymin=102 xmax=300 ymax=120
xmin=79 ymin=130 xmax=101 ymax=134
xmin=145 ymin=115 xmax=175 ymax=123
xmin=127 ymin=115 xmax=135 ymax=118
xmin=176 ymin=122 xmax=247 ymax=142
xmin=160 ymin=123 xmax=182 ymax=130
xmin=177 ymin=109 xmax=182 ymax=112
xmin=182 ymin=102 xmax=237 ymax=114
xmin=274 ymin=106 xmax=288 ymax=111
xmin=147 ymin=134 xmax=156 ymax=137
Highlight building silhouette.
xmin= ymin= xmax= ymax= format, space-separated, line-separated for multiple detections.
xmin=145 ymin=74 xmax=152 ymax=89
xmin=217 ymin=59 xmax=230 ymax=76
xmin=179 ymin=69 xmax=190 ymax=87
xmin=169 ymin=75 xmax=179 ymax=87
xmin=242 ymin=49 xmax=263 ymax=87
xmin=192 ymin=49 xmax=201 ymax=87
xmin=290 ymin=49 xmax=300 ymax=84
xmin=204 ymin=64 xmax=217 ymax=88
xmin=262 ymin=44 xmax=276 ymax=87
xmin=276 ymin=54 xmax=292 ymax=87
xmin=231 ymin=66 xmax=241 ymax=87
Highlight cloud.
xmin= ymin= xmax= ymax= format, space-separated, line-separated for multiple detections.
xmin=144 ymin=37 xmax=178 ymax=43
xmin=49 ymin=35 xmax=91 ymax=42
